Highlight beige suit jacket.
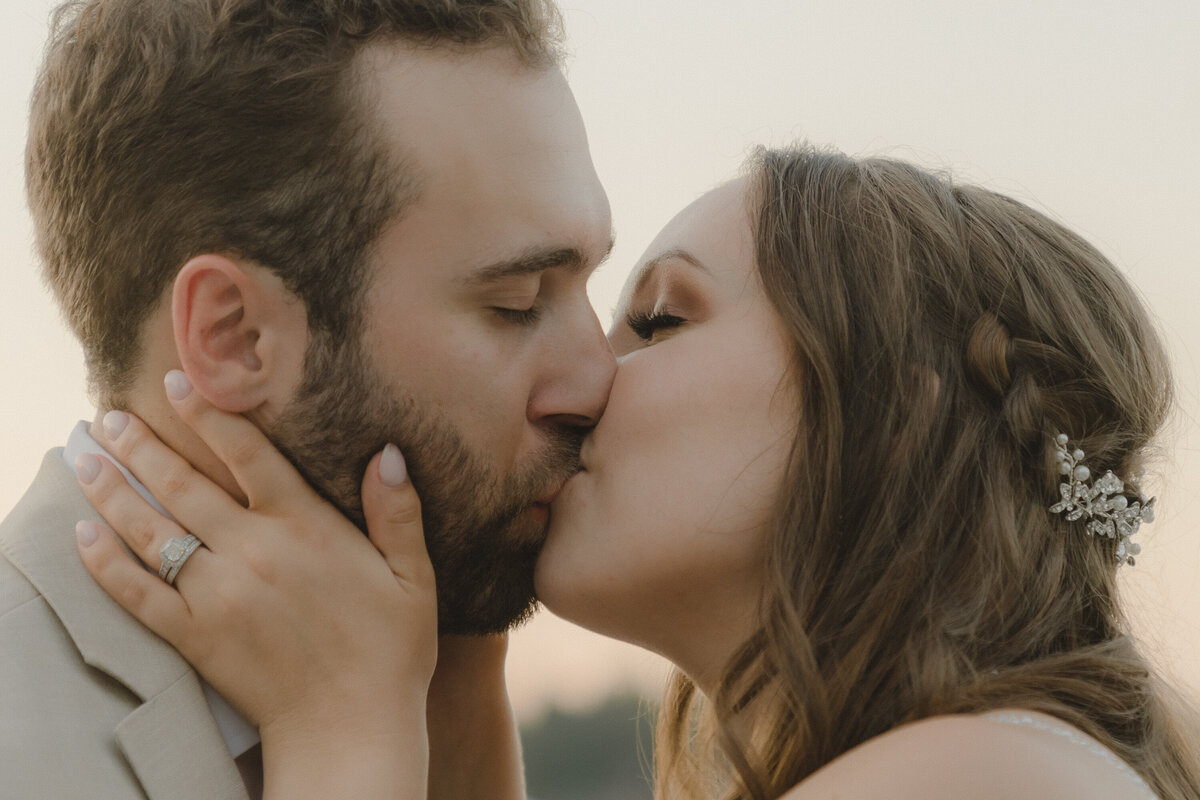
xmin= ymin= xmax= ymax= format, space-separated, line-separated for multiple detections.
xmin=0 ymin=450 xmax=247 ymax=799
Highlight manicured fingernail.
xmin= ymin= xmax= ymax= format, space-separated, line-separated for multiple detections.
xmin=102 ymin=410 xmax=129 ymax=440
xmin=75 ymin=452 xmax=101 ymax=485
xmin=379 ymin=444 xmax=408 ymax=487
xmin=164 ymin=370 xmax=192 ymax=401
xmin=76 ymin=521 xmax=100 ymax=546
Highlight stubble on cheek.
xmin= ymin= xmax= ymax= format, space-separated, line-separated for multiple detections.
xmin=267 ymin=331 xmax=585 ymax=634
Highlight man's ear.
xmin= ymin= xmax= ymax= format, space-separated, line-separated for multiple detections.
xmin=171 ymin=254 xmax=307 ymax=413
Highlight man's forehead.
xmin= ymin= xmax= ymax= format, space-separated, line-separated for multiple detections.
xmin=359 ymin=44 xmax=598 ymax=207
xmin=350 ymin=40 xmax=610 ymax=284
xmin=354 ymin=40 xmax=575 ymax=162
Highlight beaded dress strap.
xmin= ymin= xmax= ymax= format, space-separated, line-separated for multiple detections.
xmin=980 ymin=711 xmax=1158 ymax=799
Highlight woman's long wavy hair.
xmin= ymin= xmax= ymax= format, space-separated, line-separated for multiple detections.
xmin=654 ymin=144 xmax=1200 ymax=799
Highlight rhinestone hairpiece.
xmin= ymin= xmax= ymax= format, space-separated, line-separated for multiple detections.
xmin=1048 ymin=433 xmax=1155 ymax=567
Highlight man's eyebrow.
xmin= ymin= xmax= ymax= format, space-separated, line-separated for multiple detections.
xmin=464 ymin=236 xmax=616 ymax=286
xmin=631 ymin=248 xmax=711 ymax=296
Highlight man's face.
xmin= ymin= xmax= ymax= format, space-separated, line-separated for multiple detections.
xmin=269 ymin=44 xmax=615 ymax=635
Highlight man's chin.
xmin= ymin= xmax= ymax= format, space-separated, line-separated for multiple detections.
xmin=438 ymin=596 xmax=540 ymax=637
xmin=430 ymin=511 xmax=547 ymax=636
xmin=435 ymin=569 xmax=540 ymax=636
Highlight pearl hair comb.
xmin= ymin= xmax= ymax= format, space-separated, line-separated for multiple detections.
xmin=1048 ymin=433 xmax=1155 ymax=567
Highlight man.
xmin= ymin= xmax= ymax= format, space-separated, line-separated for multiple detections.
xmin=0 ymin=1 xmax=615 ymax=797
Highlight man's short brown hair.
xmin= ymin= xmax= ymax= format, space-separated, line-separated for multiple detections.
xmin=27 ymin=0 xmax=563 ymax=407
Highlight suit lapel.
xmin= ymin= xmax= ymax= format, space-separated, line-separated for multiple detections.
xmin=116 ymin=671 xmax=250 ymax=800
xmin=0 ymin=450 xmax=247 ymax=800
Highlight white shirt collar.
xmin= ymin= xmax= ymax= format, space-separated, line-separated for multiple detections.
xmin=64 ymin=420 xmax=261 ymax=759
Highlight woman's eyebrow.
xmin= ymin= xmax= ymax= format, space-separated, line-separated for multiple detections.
xmin=630 ymin=248 xmax=711 ymax=296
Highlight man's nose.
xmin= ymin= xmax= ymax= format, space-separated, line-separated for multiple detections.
xmin=527 ymin=300 xmax=616 ymax=428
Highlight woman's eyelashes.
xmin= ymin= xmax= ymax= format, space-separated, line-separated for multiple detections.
xmin=626 ymin=308 xmax=686 ymax=342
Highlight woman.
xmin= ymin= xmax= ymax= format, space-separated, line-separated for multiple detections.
xmin=73 ymin=144 xmax=1200 ymax=799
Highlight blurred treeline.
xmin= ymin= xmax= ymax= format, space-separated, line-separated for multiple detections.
xmin=520 ymin=691 xmax=656 ymax=800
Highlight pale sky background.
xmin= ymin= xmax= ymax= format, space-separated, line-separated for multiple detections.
xmin=1 ymin=1 xmax=1197 ymax=722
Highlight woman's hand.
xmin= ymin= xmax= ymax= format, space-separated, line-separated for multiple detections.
xmin=73 ymin=370 xmax=436 ymax=798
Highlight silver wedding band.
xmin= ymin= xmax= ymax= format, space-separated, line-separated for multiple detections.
xmin=158 ymin=534 xmax=203 ymax=586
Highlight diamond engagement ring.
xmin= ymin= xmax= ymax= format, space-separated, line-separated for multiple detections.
xmin=158 ymin=534 xmax=203 ymax=586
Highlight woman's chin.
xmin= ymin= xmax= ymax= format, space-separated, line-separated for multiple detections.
xmin=532 ymin=525 xmax=571 ymax=610
xmin=536 ymin=474 xmax=622 ymax=628
xmin=533 ymin=522 xmax=598 ymax=624
xmin=538 ymin=472 xmax=585 ymax=569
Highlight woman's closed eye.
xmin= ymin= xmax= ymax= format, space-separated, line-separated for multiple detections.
xmin=626 ymin=309 xmax=686 ymax=343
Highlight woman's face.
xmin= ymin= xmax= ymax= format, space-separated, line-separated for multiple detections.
xmin=536 ymin=177 xmax=797 ymax=687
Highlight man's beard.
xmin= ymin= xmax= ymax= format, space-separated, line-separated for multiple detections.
xmin=265 ymin=329 xmax=583 ymax=636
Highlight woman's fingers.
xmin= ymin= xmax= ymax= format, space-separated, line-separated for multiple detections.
xmin=74 ymin=450 xmax=206 ymax=571
xmin=77 ymin=437 xmax=440 ymax=742
xmin=89 ymin=411 xmax=244 ymax=542
xmin=161 ymin=370 xmax=300 ymax=511
xmin=75 ymin=519 xmax=193 ymax=636
xmin=361 ymin=445 xmax=434 ymax=588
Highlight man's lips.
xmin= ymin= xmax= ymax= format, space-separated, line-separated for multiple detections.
xmin=534 ymin=466 xmax=585 ymax=506
xmin=535 ymin=484 xmax=564 ymax=506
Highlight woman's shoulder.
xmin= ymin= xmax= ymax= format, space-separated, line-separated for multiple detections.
xmin=780 ymin=708 xmax=1158 ymax=800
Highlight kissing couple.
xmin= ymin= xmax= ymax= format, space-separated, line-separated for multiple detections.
xmin=3 ymin=1 xmax=1198 ymax=798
